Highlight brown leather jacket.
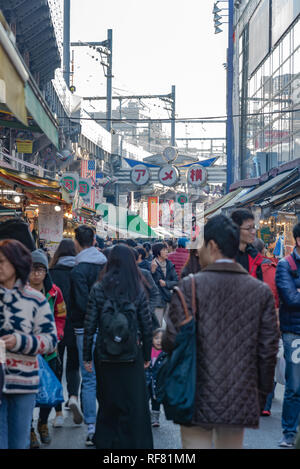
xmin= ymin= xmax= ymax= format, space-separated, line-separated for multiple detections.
xmin=162 ymin=261 xmax=279 ymax=429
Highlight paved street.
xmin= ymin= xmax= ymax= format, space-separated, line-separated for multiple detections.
xmin=32 ymin=382 xmax=289 ymax=450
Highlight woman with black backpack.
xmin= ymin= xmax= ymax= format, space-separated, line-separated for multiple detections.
xmin=83 ymin=244 xmax=153 ymax=449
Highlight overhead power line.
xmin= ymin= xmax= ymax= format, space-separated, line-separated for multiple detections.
xmin=58 ymin=107 xmax=300 ymax=123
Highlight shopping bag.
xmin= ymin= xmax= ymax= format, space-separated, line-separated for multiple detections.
xmin=35 ymin=355 xmax=64 ymax=407
xmin=156 ymin=275 xmax=197 ymax=425
xmin=0 ymin=339 xmax=5 ymax=405
xmin=275 ymin=338 xmax=286 ymax=385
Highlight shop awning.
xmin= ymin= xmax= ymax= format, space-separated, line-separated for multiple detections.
xmin=0 ymin=12 xmax=28 ymax=125
xmin=236 ymin=169 xmax=299 ymax=207
xmin=0 ymin=167 xmax=68 ymax=205
xmin=207 ymin=187 xmax=255 ymax=218
xmin=204 ymin=188 xmax=245 ymax=218
xmin=97 ymin=203 xmax=158 ymax=238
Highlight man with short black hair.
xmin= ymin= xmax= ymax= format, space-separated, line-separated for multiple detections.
xmin=136 ymin=247 xmax=151 ymax=271
xmin=143 ymin=242 xmax=153 ymax=262
xmin=231 ymin=208 xmax=263 ymax=280
xmin=70 ymin=225 xmax=107 ymax=446
xmin=163 ymin=215 xmax=279 ymax=449
xmin=276 ymin=222 xmax=300 ymax=447
xmin=168 ymin=237 xmax=189 ymax=279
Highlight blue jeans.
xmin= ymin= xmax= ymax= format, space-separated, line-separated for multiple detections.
xmin=264 ymin=382 xmax=276 ymax=412
xmin=282 ymin=332 xmax=300 ymax=439
xmin=76 ymin=333 xmax=97 ymax=425
xmin=0 ymin=393 xmax=36 ymax=449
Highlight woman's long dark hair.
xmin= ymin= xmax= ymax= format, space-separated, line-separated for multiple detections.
xmin=181 ymin=249 xmax=201 ymax=278
xmin=100 ymin=244 xmax=143 ymax=302
xmin=49 ymin=238 xmax=76 ymax=268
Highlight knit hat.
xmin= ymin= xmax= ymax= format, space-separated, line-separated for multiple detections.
xmin=31 ymin=249 xmax=48 ymax=270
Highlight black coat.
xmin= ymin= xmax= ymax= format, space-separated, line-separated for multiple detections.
xmin=49 ymin=263 xmax=74 ymax=345
xmin=70 ymin=262 xmax=104 ymax=329
xmin=152 ymin=259 xmax=178 ymax=306
xmin=145 ymin=350 xmax=167 ymax=400
xmin=139 ymin=259 xmax=151 ymax=271
xmin=83 ymin=282 xmax=153 ymax=449
xmin=140 ymin=267 xmax=160 ymax=330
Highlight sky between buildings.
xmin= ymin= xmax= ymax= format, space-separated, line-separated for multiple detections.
xmin=70 ymin=0 xmax=228 ymax=143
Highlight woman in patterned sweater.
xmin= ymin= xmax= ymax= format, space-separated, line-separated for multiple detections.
xmin=0 ymin=240 xmax=57 ymax=449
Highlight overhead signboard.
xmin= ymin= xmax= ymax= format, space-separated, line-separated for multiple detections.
xmin=60 ymin=173 xmax=78 ymax=195
xmin=130 ymin=164 xmax=151 ymax=186
xmin=78 ymin=177 xmax=91 ymax=205
xmin=186 ymin=164 xmax=208 ymax=187
xmin=158 ymin=165 xmax=179 ymax=186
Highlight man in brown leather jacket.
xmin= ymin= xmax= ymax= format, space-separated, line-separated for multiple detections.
xmin=162 ymin=215 xmax=279 ymax=449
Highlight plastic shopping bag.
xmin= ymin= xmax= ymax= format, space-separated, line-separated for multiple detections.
xmin=35 ymin=355 xmax=64 ymax=407
xmin=275 ymin=338 xmax=286 ymax=385
xmin=0 ymin=339 xmax=5 ymax=405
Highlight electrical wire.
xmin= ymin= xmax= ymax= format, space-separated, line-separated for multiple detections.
xmin=56 ymin=107 xmax=300 ymax=122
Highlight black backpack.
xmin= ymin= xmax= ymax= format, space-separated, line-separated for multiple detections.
xmin=97 ymin=297 xmax=140 ymax=363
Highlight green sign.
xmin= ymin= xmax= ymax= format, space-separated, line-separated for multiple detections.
xmin=177 ymin=194 xmax=188 ymax=205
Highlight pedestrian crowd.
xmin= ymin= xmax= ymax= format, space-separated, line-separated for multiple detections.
xmin=1 ymin=209 xmax=300 ymax=449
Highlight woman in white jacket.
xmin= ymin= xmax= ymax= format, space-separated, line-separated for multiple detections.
xmin=0 ymin=239 xmax=57 ymax=449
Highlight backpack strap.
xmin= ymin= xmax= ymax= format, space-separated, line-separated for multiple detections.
xmin=285 ymin=254 xmax=299 ymax=278
xmin=174 ymin=274 xmax=196 ymax=326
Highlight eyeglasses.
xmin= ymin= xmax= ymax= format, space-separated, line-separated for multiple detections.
xmin=32 ymin=268 xmax=47 ymax=275
xmin=240 ymin=226 xmax=257 ymax=232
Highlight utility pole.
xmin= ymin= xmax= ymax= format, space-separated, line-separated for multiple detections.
xmin=106 ymin=29 xmax=113 ymax=132
xmin=63 ymin=0 xmax=70 ymax=87
xmin=70 ymin=29 xmax=113 ymax=132
xmin=226 ymin=0 xmax=234 ymax=192
xmin=171 ymin=85 xmax=176 ymax=147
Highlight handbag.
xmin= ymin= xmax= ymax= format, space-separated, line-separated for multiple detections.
xmin=156 ymin=274 xmax=197 ymax=425
xmin=35 ymin=355 xmax=64 ymax=407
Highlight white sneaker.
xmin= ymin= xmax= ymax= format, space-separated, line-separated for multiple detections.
xmin=68 ymin=396 xmax=83 ymax=425
xmin=52 ymin=415 xmax=64 ymax=428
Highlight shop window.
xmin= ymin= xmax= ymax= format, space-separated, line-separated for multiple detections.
xmin=272 ymin=45 xmax=280 ymax=75
xmin=281 ymin=31 xmax=291 ymax=63
xmin=292 ymin=46 xmax=300 ymax=77
xmin=293 ymin=18 xmax=300 ymax=50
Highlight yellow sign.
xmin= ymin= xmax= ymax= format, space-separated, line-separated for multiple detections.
xmin=16 ymin=139 xmax=33 ymax=154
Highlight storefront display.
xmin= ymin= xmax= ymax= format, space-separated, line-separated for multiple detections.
xmin=258 ymin=212 xmax=297 ymax=257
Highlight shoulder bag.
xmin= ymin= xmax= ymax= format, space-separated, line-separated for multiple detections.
xmin=156 ymin=274 xmax=197 ymax=425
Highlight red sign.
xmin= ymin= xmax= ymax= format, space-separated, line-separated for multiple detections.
xmin=148 ymin=196 xmax=159 ymax=228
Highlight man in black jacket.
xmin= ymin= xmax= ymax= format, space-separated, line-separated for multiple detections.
xmin=70 ymin=225 xmax=106 ymax=446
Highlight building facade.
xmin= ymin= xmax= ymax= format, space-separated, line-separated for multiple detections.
xmin=233 ymin=0 xmax=300 ymax=181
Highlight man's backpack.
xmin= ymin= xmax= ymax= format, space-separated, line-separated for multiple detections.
xmin=97 ymin=297 xmax=140 ymax=363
